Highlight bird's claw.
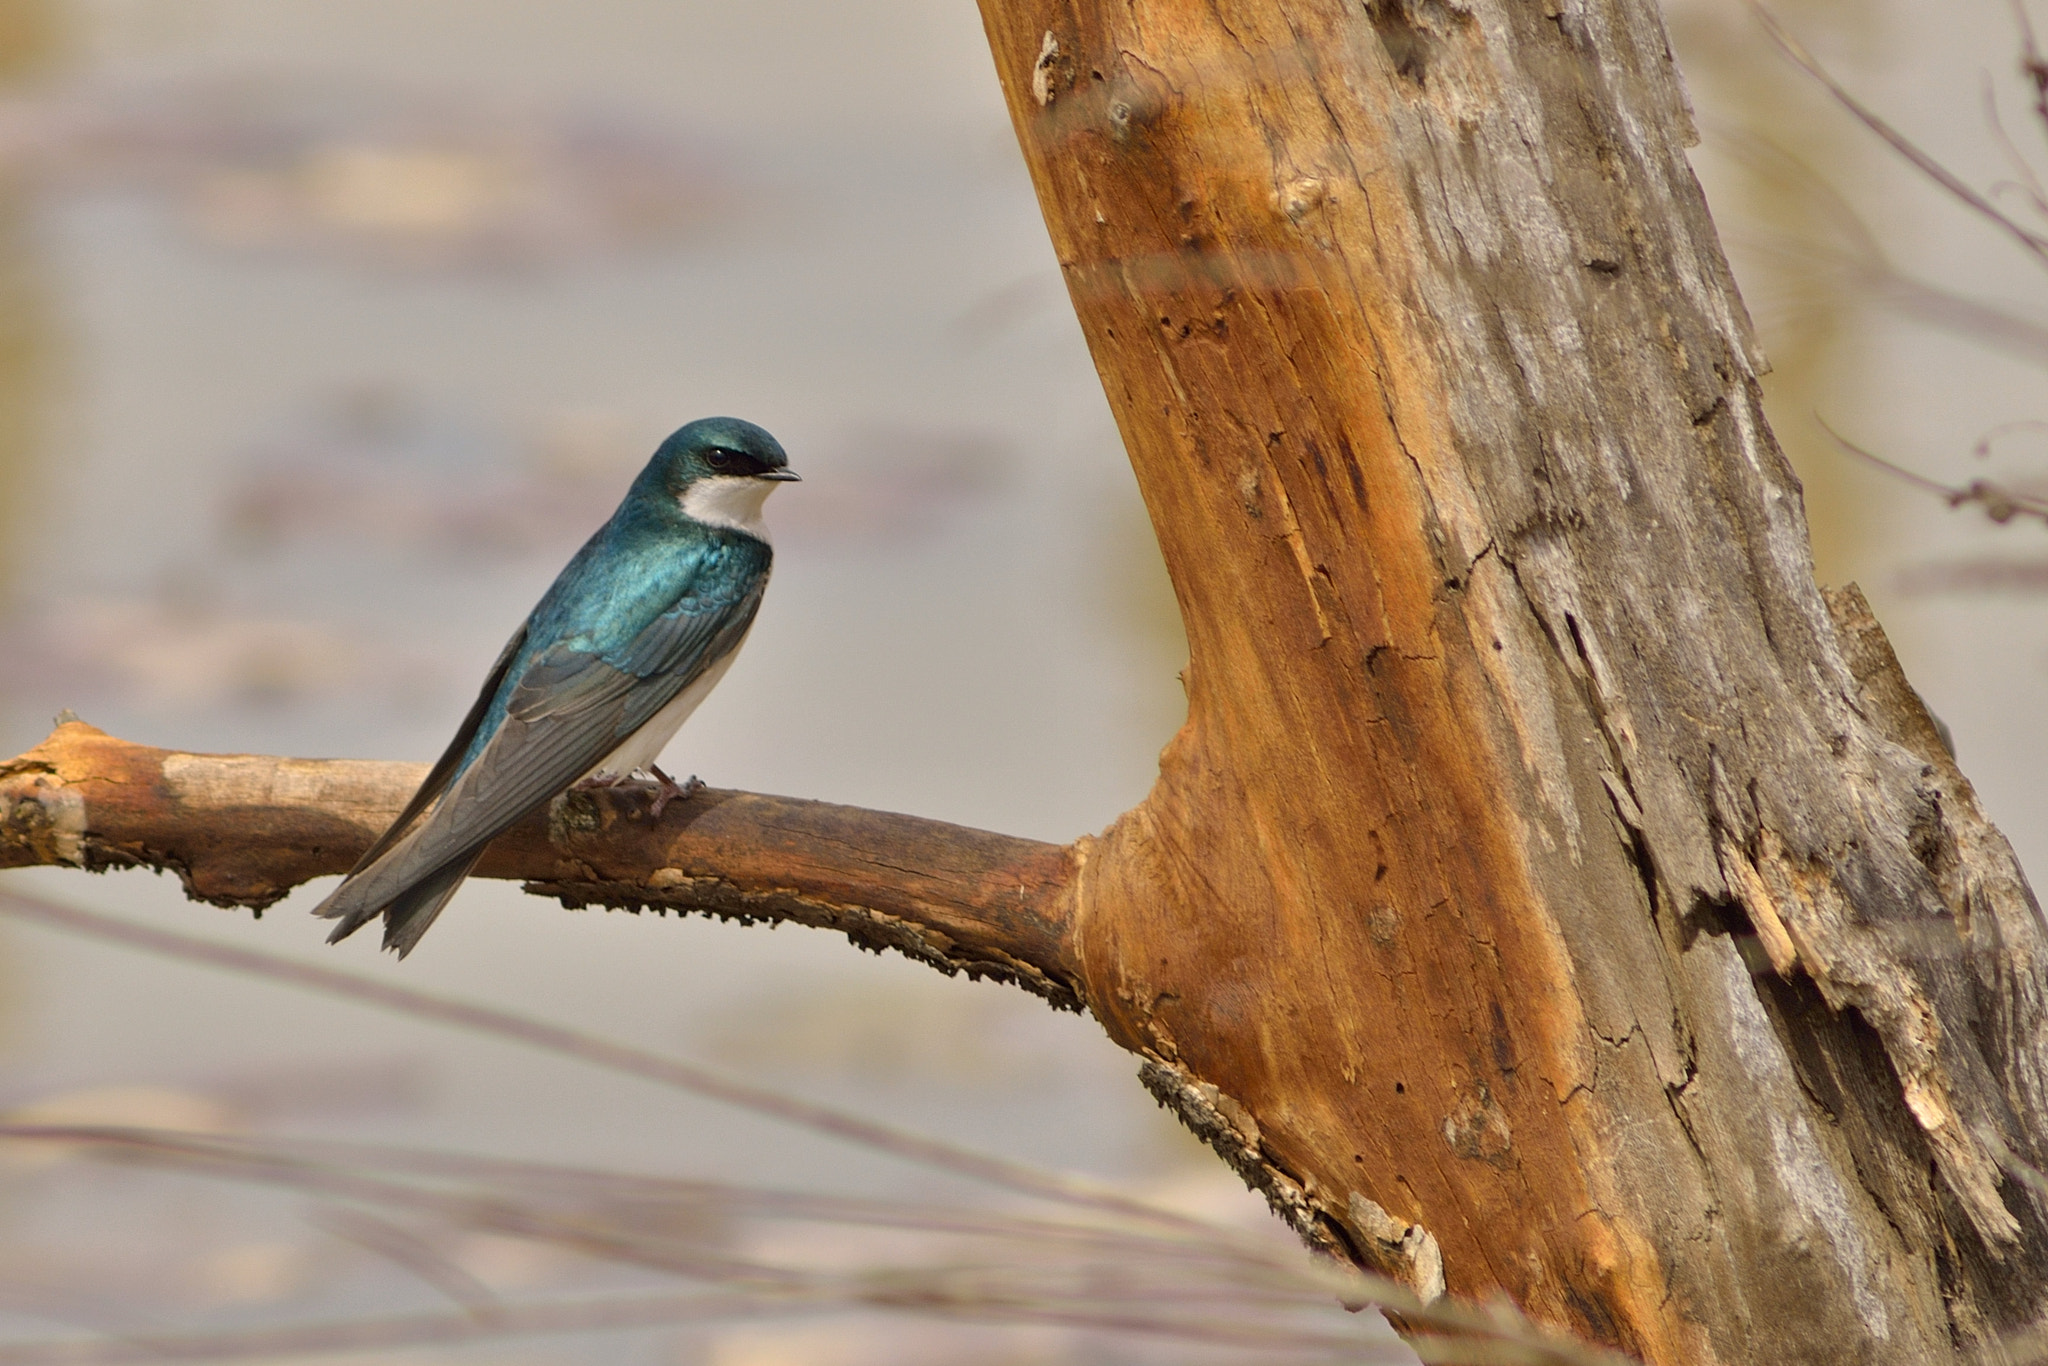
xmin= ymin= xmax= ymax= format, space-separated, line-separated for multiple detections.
xmin=568 ymin=767 xmax=700 ymax=818
xmin=646 ymin=765 xmax=704 ymax=819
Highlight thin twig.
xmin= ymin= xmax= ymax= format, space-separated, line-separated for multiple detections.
xmin=304 ymin=1207 xmax=504 ymax=1317
xmin=1709 ymin=126 xmax=2048 ymax=369
xmin=1749 ymin=1 xmax=2048 ymax=270
xmin=1982 ymin=72 xmax=2048 ymax=222
xmin=0 ymin=1124 xmax=1280 ymax=1272
xmin=1820 ymin=418 xmax=2048 ymax=525
xmin=2014 ymin=0 xmax=2048 ymax=152
xmin=0 ymin=889 xmax=1207 ymax=1237
xmin=1972 ymin=419 xmax=2048 ymax=458
xmin=0 ymin=890 xmax=1641 ymax=1365
xmin=0 ymin=1291 xmax=830 ymax=1366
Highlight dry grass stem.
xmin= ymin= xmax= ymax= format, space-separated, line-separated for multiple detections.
xmin=0 ymin=891 xmax=1636 ymax=1365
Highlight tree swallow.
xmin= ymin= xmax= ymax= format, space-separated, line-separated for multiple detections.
xmin=315 ymin=416 xmax=797 ymax=956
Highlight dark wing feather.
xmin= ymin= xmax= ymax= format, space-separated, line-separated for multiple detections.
xmin=315 ymin=577 xmax=765 ymax=946
xmin=378 ymin=850 xmax=484 ymax=958
xmin=340 ymin=625 xmax=528 ymax=883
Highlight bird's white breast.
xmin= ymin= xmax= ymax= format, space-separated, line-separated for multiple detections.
xmin=679 ymin=475 xmax=777 ymax=542
xmin=588 ymin=640 xmax=745 ymax=779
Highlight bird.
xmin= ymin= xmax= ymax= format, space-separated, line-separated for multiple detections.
xmin=314 ymin=416 xmax=797 ymax=957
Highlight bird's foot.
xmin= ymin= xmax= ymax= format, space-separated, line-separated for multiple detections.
xmin=645 ymin=765 xmax=704 ymax=819
xmin=570 ymin=771 xmax=632 ymax=792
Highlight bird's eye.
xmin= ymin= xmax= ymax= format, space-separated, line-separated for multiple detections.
xmin=705 ymin=448 xmax=734 ymax=470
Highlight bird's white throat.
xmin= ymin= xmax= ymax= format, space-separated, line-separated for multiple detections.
xmin=679 ymin=475 xmax=778 ymax=542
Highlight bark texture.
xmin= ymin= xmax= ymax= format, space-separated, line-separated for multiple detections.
xmin=5 ymin=0 xmax=2048 ymax=1361
xmin=0 ymin=722 xmax=1081 ymax=1008
xmin=972 ymin=0 xmax=2048 ymax=1361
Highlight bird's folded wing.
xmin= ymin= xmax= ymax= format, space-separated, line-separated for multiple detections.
xmin=337 ymin=624 xmax=529 ymax=883
xmin=316 ymin=576 xmax=766 ymax=923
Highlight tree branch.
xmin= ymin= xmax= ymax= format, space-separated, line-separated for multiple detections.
xmin=0 ymin=719 xmax=1085 ymax=1010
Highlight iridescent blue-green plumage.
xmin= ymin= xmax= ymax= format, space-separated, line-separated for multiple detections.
xmin=315 ymin=417 xmax=794 ymax=956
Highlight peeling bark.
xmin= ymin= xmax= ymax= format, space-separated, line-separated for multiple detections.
xmin=5 ymin=0 xmax=2048 ymax=1360
xmin=969 ymin=0 xmax=2048 ymax=1358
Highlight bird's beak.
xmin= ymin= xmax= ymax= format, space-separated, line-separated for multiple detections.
xmin=758 ymin=469 xmax=801 ymax=481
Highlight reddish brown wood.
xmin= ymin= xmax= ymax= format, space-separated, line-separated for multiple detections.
xmin=0 ymin=721 xmax=1082 ymax=1007
xmin=967 ymin=0 xmax=2048 ymax=1361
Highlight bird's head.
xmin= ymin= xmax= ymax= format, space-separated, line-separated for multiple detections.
xmin=642 ymin=416 xmax=798 ymax=540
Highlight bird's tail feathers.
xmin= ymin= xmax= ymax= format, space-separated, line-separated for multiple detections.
xmin=318 ymin=848 xmax=482 ymax=957
xmin=320 ymin=897 xmax=378 ymax=945
xmin=315 ymin=880 xmax=379 ymax=941
xmin=380 ymin=852 xmax=483 ymax=957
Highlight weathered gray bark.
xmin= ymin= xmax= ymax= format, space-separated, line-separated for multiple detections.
xmin=968 ymin=0 xmax=2048 ymax=1360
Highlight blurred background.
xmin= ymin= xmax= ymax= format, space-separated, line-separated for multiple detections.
xmin=0 ymin=0 xmax=2039 ymax=1362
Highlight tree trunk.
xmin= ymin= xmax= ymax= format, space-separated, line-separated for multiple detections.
xmin=6 ymin=0 xmax=2048 ymax=1361
xmin=972 ymin=0 xmax=2048 ymax=1358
